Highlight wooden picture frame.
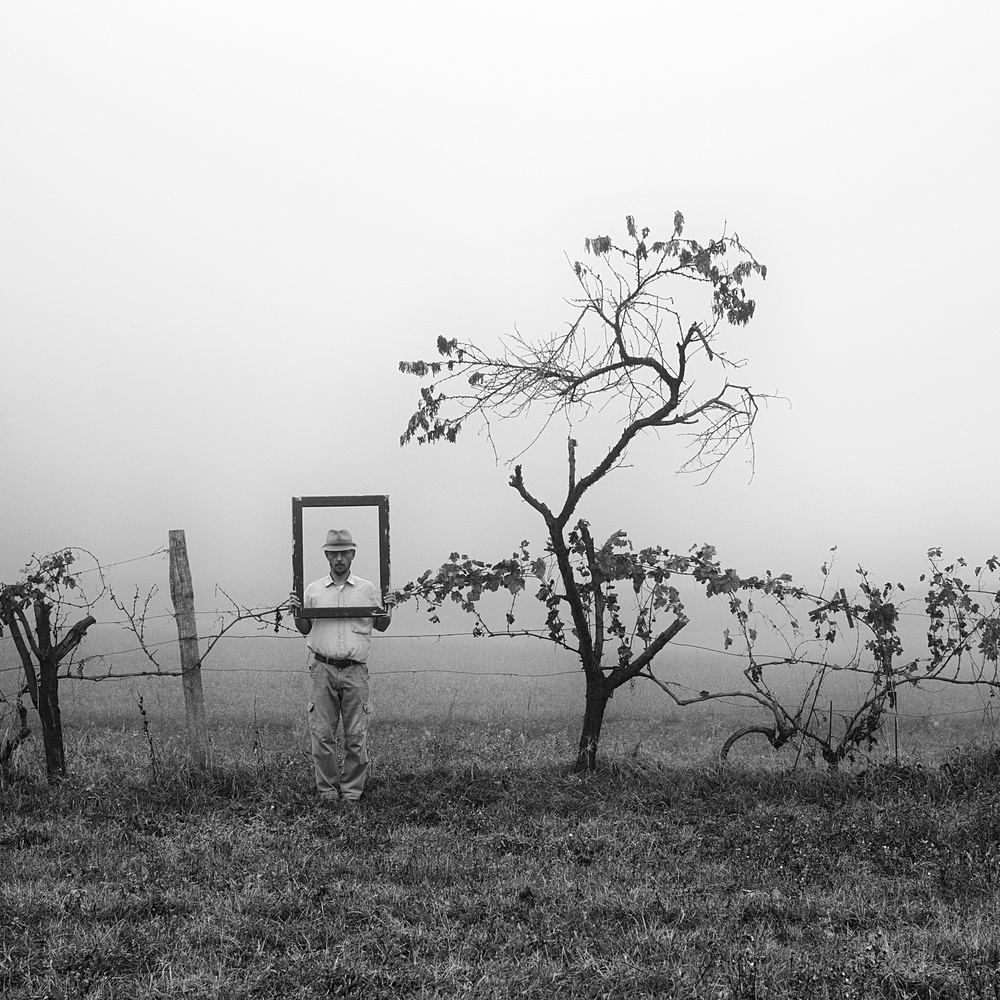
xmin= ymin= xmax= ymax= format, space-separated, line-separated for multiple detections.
xmin=291 ymin=494 xmax=390 ymax=618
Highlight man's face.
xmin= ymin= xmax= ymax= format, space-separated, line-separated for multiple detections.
xmin=326 ymin=548 xmax=355 ymax=579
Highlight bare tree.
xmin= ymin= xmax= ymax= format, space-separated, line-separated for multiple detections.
xmin=0 ymin=550 xmax=99 ymax=782
xmin=399 ymin=214 xmax=770 ymax=770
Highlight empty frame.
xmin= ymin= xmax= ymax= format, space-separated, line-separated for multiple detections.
xmin=291 ymin=494 xmax=390 ymax=619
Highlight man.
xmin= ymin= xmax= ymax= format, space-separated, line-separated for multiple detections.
xmin=288 ymin=528 xmax=393 ymax=805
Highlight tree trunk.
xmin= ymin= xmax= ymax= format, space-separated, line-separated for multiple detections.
xmin=33 ymin=601 xmax=65 ymax=783
xmin=0 ymin=703 xmax=31 ymax=778
xmin=1 ymin=593 xmax=94 ymax=783
xmin=37 ymin=660 xmax=65 ymax=783
xmin=575 ymin=674 xmax=611 ymax=772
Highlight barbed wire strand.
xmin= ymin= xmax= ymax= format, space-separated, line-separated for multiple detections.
xmin=4 ymin=545 xmax=1000 ymax=727
xmin=72 ymin=547 xmax=168 ymax=574
xmin=2 ymin=628 xmax=997 ymax=675
xmin=0 ymin=599 xmax=987 ymax=649
xmin=6 ymin=636 xmax=999 ymax=711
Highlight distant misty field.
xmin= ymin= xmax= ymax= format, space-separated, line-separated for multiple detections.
xmin=20 ymin=627 xmax=996 ymax=775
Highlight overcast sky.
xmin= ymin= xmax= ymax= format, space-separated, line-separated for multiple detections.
xmin=2 ymin=1 xmax=998 ymax=616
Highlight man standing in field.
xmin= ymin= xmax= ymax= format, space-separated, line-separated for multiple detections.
xmin=288 ymin=529 xmax=393 ymax=806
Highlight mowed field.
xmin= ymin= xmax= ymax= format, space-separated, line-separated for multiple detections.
xmin=4 ymin=633 xmax=1000 ymax=998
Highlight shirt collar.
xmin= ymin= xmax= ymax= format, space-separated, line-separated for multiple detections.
xmin=325 ymin=574 xmax=357 ymax=588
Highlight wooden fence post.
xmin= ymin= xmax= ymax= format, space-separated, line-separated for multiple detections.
xmin=168 ymin=530 xmax=208 ymax=768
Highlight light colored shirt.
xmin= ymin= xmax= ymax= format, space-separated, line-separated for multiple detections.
xmin=304 ymin=573 xmax=380 ymax=663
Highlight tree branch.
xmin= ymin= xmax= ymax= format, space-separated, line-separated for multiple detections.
xmin=590 ymin=617 xmax=679 ymax=692
xmin=4 ymin=611 xmax=39 ymax=710
xmin=508 ymin=465 xmax=556 ymax=525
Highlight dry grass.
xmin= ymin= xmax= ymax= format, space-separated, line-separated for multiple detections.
xmin=4 ymin=633 xmax=1000 ymax=996
xmin=3 ymin=704 xmax=1000 ymax=998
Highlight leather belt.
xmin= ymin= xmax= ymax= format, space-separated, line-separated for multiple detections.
xmin=311 ymin=652 xmax=362 ymax=668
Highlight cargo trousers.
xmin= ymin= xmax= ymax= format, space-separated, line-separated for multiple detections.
xmin=307 ymin=657 xmax=371 ymax=801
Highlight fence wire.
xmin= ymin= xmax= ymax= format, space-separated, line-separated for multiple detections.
xmin=3 ymin=545 xmax=1000 ymax=724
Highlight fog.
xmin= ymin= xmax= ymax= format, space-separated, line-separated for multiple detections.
xmin=3 ymin=2 xmax=998 ymax=627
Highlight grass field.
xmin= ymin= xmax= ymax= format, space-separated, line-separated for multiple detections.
xmin=4 ymin=634 xmax=1000 ymax=998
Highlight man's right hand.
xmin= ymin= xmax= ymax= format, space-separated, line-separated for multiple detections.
xmin=287 ymin=591 xmax=302 ymax=616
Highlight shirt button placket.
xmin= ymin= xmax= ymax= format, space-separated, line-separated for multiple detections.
xmin=338 ymin=586 xmax=346 ymax=656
